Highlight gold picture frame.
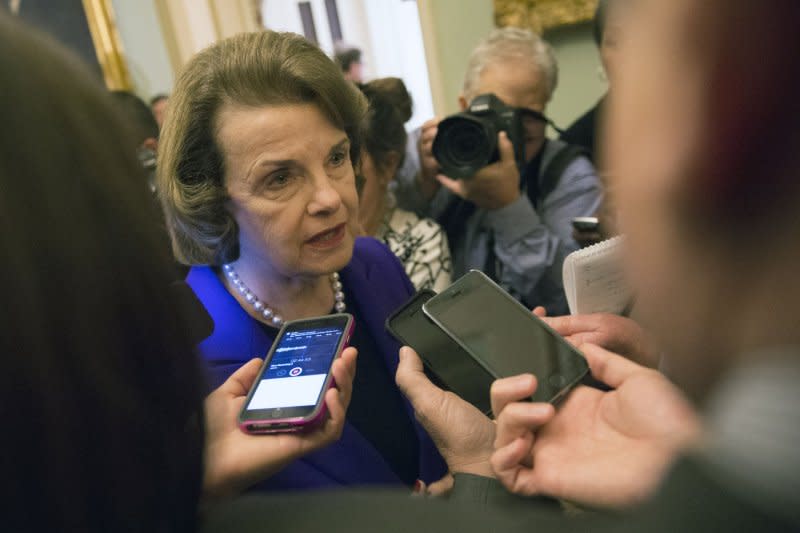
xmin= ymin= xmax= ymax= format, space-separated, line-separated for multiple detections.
xmin=494 ymin=0 xmax=598 ymax=34
xmin=82 ymin=0 xmax=132 ymax=90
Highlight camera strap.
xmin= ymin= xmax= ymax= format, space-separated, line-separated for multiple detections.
xmin=525 ymin=141 xmax=590 ymax=210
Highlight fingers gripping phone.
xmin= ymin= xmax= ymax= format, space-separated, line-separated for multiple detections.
xmin=423 ymin=271 xmax=589 ymax=404
xmin=238 ymin=314 xmax=354 ymax=434
xmin=386 ymin=290 xmax=494 ymax=415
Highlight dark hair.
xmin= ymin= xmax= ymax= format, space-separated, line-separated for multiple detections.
xmin=593 ymin=0 xmax=608 ymax=47
xmin=335 ymin=47 xmax=362 ymax=72
xmin=110 ymin=90 xmax=160 ymax=142
xmin=358 ymin=77 xmax=413 ymax=173
xmin=0 ymin=13 xmax=205 ymax=532
xmin=158 ymin=31 xmax=367 ymax=266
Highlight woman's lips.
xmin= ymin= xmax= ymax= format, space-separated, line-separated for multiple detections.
xmin=306 ymin=223 xmax=346 ymax=249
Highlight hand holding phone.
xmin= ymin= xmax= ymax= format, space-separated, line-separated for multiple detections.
xmin=204 ymin=344 xmax=358 ymax=498
xmin=395 ymin=346 xmax=497 ymax=478
xmin=490 ymin=343 xmax=700 ymax=508
xmin=386 ymin=290 xmax=494 ymax=415
xmin=238 ymin=314 xmax=354 ymax=434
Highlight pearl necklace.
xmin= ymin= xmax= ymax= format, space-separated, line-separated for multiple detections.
xmin=222 ymin=264 xmax=346 ymax=328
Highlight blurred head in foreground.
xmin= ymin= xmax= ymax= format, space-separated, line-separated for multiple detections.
xmin=608 ymin=0 xmax=800 ymax=400
xmin=0 ymin=13 xmax=204 ymax=532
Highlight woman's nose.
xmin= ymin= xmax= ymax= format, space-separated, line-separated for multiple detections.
xmin=307 ymin=173 xmax=342 ymax=215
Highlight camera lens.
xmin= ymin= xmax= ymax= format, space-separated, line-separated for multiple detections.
xmin=448 ymin=121 xmax=485 ymax=160
xmin=433 ymin=116 xmax=496 ymax=179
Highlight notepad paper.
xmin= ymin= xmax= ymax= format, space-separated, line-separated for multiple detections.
xmin=562 ymin=236 xmax=632 ymax=315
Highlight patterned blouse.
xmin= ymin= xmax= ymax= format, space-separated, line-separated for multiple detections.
xmin=376 ymin=207 xmax=452 ymax=293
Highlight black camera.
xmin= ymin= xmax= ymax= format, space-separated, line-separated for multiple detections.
xmin=432 ymin=93 xmax=526 ymax=179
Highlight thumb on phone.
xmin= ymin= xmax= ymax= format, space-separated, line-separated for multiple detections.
xmin=218 ymin=358 xmax=263 ymax=398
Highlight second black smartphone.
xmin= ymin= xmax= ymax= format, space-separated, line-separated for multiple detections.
xmin=423 ymin=271 xmax=590 ymax=405
xmin=386 ymin=290 xmax=494 ymax=415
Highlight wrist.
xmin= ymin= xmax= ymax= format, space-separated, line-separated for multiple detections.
xmin=481 ymin=187 xmax=522 ymax=211
xmin=416 ymin=170 xmax=440 ymax=200
xmin=489 ymin=188 xmax=521 ymax=210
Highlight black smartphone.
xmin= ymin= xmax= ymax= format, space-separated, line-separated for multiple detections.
xmin=386 ymin=290 xmax=494 ymax=415
xmin=571 ymin=216 xmax=600 ymax=232
xmin=238 ymin=314 xmax=354 ymax=434
xmin=423 ymin=271 xmax=589 ymax=404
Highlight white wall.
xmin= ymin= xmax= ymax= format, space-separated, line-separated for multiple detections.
xmin=110 ymin=0 xmax=603 ymax=130
xmin=260 ymin=0 xmax=434 ymax=131
xmin=111 ymin=0 xmax=174 ymax=99
xmin=355 ymin=0 xmax=433 ymax=129
xmin=416 ymin=0 xmax=494 ymax=116
xmin=546 ymin=24 xmax=607 ymax=130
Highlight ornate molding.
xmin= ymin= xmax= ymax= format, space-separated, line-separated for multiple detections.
xmin=494 ymin=0 xmax=598 ymax=34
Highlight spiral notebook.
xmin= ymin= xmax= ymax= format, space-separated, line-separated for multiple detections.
xmin=562 ymin=236 xmax=633 ymax=315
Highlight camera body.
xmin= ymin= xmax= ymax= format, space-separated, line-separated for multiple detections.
xmin=432 ymin=93 xmax=526 ymax=179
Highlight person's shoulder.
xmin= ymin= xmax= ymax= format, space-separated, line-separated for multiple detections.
xmin=349 ymin=236 xmax=414 ymax=293
xmin=560 ymin=101 xmax=601 ymax=146
xmin=351 ymin=236 xmax=407 ymax=277
xmin=380 ymin=209 xmax=448 ymax=251
xmin=352 ymin=235 xmax=396 ymax=261
xmin=390 ymin=209 xmax=445 ymax=239
xmin=542 ymin=140 xmax=596 ymax=181
xmin=186 ymin=265 xmax=219 ymax=291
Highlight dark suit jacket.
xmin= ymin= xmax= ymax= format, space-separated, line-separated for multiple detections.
xmin=202 ymin=456 xmax=796 ymax=532
xmin=187 ymin=237 xmax=446 ymax=491
xmin=560 ymin=96 xmax=605 ymax=164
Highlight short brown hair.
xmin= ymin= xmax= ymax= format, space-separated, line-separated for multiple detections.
xmin=158 ymin=31 xmax=367 ymax=265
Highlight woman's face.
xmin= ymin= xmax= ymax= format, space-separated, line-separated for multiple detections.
xmin=358 ymin=150 xmax=395 ymax=230
xmin=216 ymin=103 xmax=359 ymax=279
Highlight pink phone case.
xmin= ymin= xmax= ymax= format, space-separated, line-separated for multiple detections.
xmin=239 ymin=316 xmax=354 ymax=435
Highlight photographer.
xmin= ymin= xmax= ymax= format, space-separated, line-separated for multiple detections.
xmin=395 ymin=28 xmax=602 ymax=314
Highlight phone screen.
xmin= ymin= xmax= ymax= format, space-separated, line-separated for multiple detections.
xmin=387 ymin=291 xmax=494 ymax=415
xmin=423 ymin=271 xmax=589 ymax=403
xmin=243 ymin=316 xmax=350 ymax=420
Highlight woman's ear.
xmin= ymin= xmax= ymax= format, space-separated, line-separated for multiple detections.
xmin=384 ymin=151 xmax=402 ymax=180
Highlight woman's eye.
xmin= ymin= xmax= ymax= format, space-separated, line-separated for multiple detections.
xmin=330 ymin=151 xmax=348 ymax=166
xmin=266 ymin=172 xmax=292 ymax=189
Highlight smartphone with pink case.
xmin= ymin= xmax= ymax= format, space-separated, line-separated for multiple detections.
xmin=238 ymin=313 xmax=354 ymax=434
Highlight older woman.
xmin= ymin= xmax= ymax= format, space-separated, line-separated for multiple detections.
xmin=357 ymin=77 xmax=451 ymax=292
xmin=0 ymin=12 xmax=360 ymax=528
xmin=158 ymin=31 xmax=445 ymax=491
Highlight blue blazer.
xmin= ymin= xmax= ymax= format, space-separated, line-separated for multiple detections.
xmin=187 ymin=237 xmax=447 ymax=491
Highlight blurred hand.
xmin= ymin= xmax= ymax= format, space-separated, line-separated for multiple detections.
xmin=437 ymin=131 xmax=521 ymax=210
xmin=202 ymin=347 xmax=357 ymax=500
xmin=413 ymin=473 xmax=456 ymax=497
xmin=417 ymin=118 xmax=442 ymax=200
xmin=536 ymin=309 xmax=660 ymax=368
xmin=395 ymin=347 xmax=495 ymax=477
xmin=491 ymin=344 xmax=701 ymax=509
